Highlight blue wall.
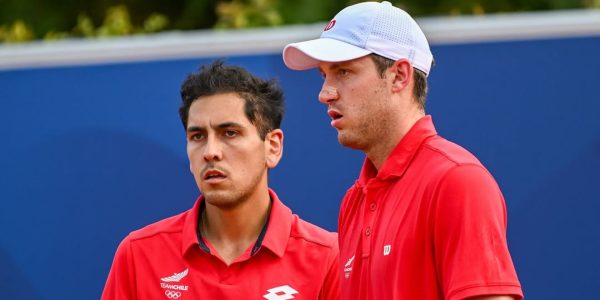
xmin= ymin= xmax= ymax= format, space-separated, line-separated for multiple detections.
xmin=1 ymin=35 xmax=599 ymax=299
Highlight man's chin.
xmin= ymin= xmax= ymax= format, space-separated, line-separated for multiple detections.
xmin=203 ymin=192 xmax=241 ymax=210
xmin=337 ymin=134 xmax=363 ymax=150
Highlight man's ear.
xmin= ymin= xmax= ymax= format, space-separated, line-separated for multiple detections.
xmin=265 ymin=129 xmax=283 ymax=169
xmin=390 ymin=59 xmax=413 ymax=93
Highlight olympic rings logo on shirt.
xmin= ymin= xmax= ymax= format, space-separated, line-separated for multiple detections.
xmin=165 ymin=290 xmax=182 ymax=299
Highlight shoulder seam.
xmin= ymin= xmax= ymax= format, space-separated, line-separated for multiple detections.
xmin=422 ymin=142 xmax=481 ymax=168
xmin=129 ymin=229 xmax=183 ymax=242
xmin=289 ymin=234 xmax=336 ymax=249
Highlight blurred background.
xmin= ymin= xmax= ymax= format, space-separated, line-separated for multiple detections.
xmin=2 ymin=0 xmax=600 ymax=42
xmin=1 ymin=1 xmax=600 ymax=300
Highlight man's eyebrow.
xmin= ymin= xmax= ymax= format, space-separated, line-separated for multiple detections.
xmin=187 ymin=126 xmax=203 ymax=133
xmin=186 ymin=122 xmax=244 ymax=133
xmin=216 ymin=122 xmax=244 ymax=129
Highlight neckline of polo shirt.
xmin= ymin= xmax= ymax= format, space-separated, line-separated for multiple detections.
xmin=194 ymin=196 xmax=272 ymax=257
xmin=251 ymin=214 xmax=269 ymax=256
xmin=196 ymin=199 xmax=210 ymax=254
xmin=196 ymin=200 xmax=211 ymax=254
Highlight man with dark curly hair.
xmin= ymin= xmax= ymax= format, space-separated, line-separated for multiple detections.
xmin=102 ymin=61 xmax=340 ymax=300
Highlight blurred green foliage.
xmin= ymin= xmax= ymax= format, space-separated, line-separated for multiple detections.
xmin=216 ymin=0 xmax=283 ymax=28
xmin=0 ymin=0 xmax=597 ymax=43
xmin=0 ymin=20 xmax=35 ymax=42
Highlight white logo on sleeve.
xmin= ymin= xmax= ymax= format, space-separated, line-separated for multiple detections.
xmin=383 ymin=245 xmax=391 ymax=256
xmin=343 ymin=255 xmax=355 ymax=279
xmin=263 ymin=285 xmax=299 ymax=300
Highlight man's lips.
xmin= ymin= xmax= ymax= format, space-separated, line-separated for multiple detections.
xmin=327 ymin=109 xmax=344 ymax=128
xmin=328 ymin=109 xmax=343 ymax=120
xmin=202 ymin=169 xmax=227 ymax=182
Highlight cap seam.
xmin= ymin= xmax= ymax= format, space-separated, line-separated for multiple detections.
xmin=364 ymin=3 xmax=384 ymax=50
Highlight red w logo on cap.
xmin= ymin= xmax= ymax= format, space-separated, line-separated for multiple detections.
xmin=324 ymin=20 xmax=336 ymax=31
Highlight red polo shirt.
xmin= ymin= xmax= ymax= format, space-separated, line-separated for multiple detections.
xmin=339 ymin=116 xmax=523 ymax=300
xmin=102 ymin=189 xmax=340 ymax=300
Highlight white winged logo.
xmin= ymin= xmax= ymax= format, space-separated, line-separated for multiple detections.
xmin=344 ymin=256 xmax=355 ymax=268
xmin=343 ymin=256 xmax=354 ymax=279
xmin=161 ymin=268 xmax=189 ymax=282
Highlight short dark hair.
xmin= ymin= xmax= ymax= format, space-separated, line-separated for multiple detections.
xmin=179 ymin=60 xmax=285 ymax=139
xmin=369 ymin=54 xmax=428 ymax=110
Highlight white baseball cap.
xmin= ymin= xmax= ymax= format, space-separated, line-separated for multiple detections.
xmin=283 ymin=1 xmax=433 ymax=76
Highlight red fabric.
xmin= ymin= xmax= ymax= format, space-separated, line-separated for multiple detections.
xmin=338 ymin=116 xmax=523 ymax=300
xmin=102 ymin=189 xmax=340 ymax=300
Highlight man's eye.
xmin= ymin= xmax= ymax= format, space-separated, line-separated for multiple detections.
xmin=338 ymin=69 xmax=349 ymax=76
xmin=224 ymin=130 xmax=238 ymax=137
xmin=190 ymin=133 xmax=204 ymax=141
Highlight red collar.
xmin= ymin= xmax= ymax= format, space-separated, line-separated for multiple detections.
xmin=181 ymin=188 xmax=291 ymax=258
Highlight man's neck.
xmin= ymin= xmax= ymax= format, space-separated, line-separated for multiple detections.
xmin=201 ymin=189 xmax=271 ymax=265
xmin=366 ymin=109 xmax=424 ymax=171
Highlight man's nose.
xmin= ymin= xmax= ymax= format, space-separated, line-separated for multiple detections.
xmin=203 ymin=136 xmax=223 ymax=161
xmin=318 ymin=85 xmax=339 ymax=104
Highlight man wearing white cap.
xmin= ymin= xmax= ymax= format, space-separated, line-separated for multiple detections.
xmin=283 ymin=1 xmax=523 ymax=300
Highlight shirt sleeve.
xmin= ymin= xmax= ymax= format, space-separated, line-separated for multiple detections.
xmin=432 ymin=164 xmax=523 ymax=300
xmin=319 ymin=235 xmax=341 ymax=300
xmin=101 ymin=235 xmax=136 ymax=300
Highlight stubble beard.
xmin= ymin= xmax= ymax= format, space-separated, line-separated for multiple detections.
xmin=337 ymin=106 xmax=389 ymax=154
xmin=337 ymin=128 xmax=368 ymax=151
xmin=201 ymin=171 xmax=266 ymax=211
xmin=337 ymin=79 xmax=391 ymax=152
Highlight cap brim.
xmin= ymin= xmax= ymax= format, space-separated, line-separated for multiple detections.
xmin=283 ymin=38 xmax=372 ymax=70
